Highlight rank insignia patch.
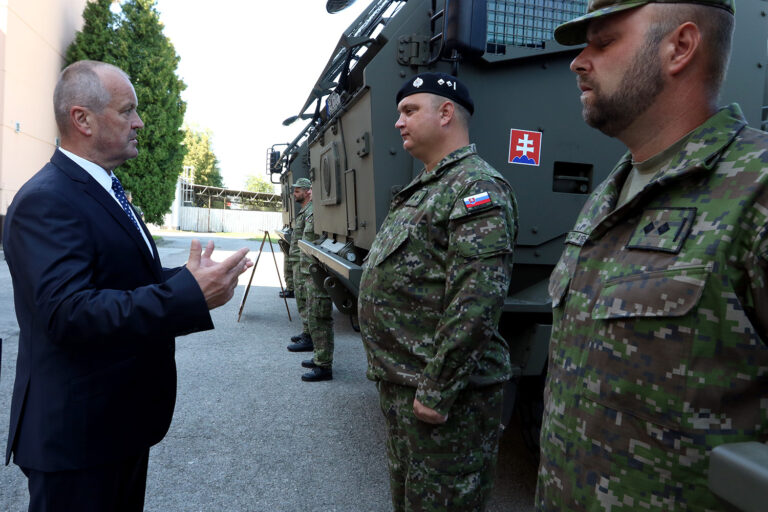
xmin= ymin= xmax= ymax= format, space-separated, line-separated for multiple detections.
xmin=463 ymin=192 xmax=492 ymax=210
xmin=405 ymin=190 xmax=427 ymax=207
xmin=627 ymin=207 xmax=697 ymax=253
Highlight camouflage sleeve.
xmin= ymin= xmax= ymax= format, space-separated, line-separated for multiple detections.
xmin=300 ymin=212 xmax=316 ymax=268
xmin=415 ymin=178 xmax=516 ymax=415
xmin=288 ymin=210 xmax=306 ymax=263
xmin=745 ymin=219 xmax=768 ymax=344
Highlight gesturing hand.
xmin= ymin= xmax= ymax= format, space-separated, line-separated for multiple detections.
xmin=196 ymin=240 xmax=218 ymax=269
xmin=187 ymin=239 xmax=253 ymax=310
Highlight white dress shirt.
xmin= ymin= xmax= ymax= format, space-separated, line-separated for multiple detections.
xmin=59 ymin=148 xmax=154 ymax=256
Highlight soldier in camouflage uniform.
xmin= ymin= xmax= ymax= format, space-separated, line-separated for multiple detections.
xmin=278 ymin=231 xmax=294 ymax=298
xmin=537 ymin=1 xmax=768 ymax=510
xmin=286 ymin=178 xmax=314 ymax=352
xmin=298 ymin=204 xmax=335 ymax=381
xmin=358 ymin=73 xmax=518 ymax=511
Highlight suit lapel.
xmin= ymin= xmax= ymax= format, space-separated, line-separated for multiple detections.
xmin=136 ymin=214 xmax=163 ymax=276
xmin=52 ymin=151 xmax=162 ymax=279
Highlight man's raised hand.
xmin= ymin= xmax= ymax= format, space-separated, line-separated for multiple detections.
xmin=187 ymin=239 xmax=253 ymax=310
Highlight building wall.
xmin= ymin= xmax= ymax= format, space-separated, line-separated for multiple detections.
xmin=0 ymin=0 xmax=88 ymax=224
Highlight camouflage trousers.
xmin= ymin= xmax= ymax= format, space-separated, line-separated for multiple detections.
xmin=283 ymin=255 xmax=294 ymax=292
xmin=305 ymin=272 xmax=334 ymax=367
xmin=292 ymin=262 xmax=309 ymax=334
xmin=377 ymin=381 xmax=504 ymax=512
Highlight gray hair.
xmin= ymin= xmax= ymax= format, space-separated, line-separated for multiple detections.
xmin=648 ymin=4 xmax=734 ymax=98
xmin=53 ymin=60 xmax=129 ymax=134
xmin=430 ymin=95 xmax=471 ymax=130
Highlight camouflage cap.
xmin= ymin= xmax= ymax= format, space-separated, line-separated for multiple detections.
xmin=292 ymin=178 xmax=311 ymax=189
xmin=554 ymin=0 xmax=735 ymax=46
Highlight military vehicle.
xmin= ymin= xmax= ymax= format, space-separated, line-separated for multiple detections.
xmin=269 ymin=0 xmax=767 ymax=458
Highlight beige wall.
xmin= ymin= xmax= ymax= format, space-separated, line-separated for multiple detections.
xmin=0 ymin=0 xmax=88 ymax=217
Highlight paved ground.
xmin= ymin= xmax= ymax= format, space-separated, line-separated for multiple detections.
xmin=0 ymin=230 xmax=536 ymax=511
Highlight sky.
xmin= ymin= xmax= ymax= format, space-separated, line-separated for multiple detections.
xmin=152 ymin=0 xmax=370 ymax=190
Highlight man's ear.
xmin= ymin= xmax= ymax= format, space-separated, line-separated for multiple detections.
xmin=664 ymin=21 xmax=702 ymax=77
xmin=70 ymin=106 xmax=93 ymax=136
xmin=439 ymin=101 xmax=455 ymax=127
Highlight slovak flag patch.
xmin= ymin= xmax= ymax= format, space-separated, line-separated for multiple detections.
xmin=463 ymin=192 xmax=492 ymax=210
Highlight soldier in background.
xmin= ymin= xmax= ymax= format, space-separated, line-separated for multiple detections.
xmin=358 ymin=73 xmax=518 ymax=511
xmin=278 ymin=232 xmax=294 ymax=298
xmin=537 ymin=1 xmax=768 ymax=510
xmin=277 ymin=188 xmax=295 ymax=299
xmin=286 ymin=178 xmax=314 ymax=352
xmin=298 ymin=204 xmax=335 ymax=381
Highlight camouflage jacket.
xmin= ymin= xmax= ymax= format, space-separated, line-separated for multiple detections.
xmin=358 ymin=144 xmax=518 ymax=416
xmin=299 ymin=202 xmax=316 ymax=275
xmin=287 ymin=201 xmax=311 ymax=265
xmin=537 ymin=104 xmax=768 ymax=511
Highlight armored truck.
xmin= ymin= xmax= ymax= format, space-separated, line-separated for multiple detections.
xmin=270 ymin=0 xmax=767 ymax=452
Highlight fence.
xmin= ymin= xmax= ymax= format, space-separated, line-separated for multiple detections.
xmin=163 ymin=177 xmax=285 ymax=233
xmin=171 ymin=207 xmax=283 ymax=233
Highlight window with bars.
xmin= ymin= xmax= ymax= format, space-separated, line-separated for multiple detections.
xmin=486 ymin=0 xmax=588 ymax=52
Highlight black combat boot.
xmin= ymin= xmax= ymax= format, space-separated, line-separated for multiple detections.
xmin=279 ymin=289 xmax=295 ymax=298
xmin=301 ymin=366 xmax=332 ymax=381
xmin=301 ymin=359 xmax=318 ymax=368
xmin=290 ymin=332 xmax=307 ymax=342
xmin=287 ymin=333 xmax=313 ymax=352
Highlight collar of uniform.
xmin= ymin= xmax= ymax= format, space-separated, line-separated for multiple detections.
xmin=652 ymin=103 xmax=747 ymax=185
xmin=421 ymin=144 xmax=477 ymax=183
xmin=572 ymin=104 xmax=746 ymax=238
xmin=598 ymin=103 xmax=745 ymax=190
xmin=572 ymin=157 xmax=633 ymax=235
xmin=298 ymin=199 xmax=313 ymax=215
xmin=391 ymin=144 xmax=477 ymax=206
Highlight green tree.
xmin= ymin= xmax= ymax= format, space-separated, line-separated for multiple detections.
xmin=245 ymin=174 xmax=275 ymax=194
xmin=65 ymin=0 xmax=116 ymax=63
xmin=66 ymin=0 xmax=186 ymax=224
xmin=182 ymin=125 xmax=224 ymax=187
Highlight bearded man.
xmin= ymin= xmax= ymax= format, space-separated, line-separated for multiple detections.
xmin=537 ymin=1 xmax=768 ymax=510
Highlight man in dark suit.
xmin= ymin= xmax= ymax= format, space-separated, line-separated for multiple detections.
xmin=2 ymin=60 xmax=252 ymax=512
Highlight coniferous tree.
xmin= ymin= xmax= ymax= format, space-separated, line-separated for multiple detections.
xmin=112 ymin=0 xmax=186 ymax=224
xmin=66 ymin=0 xmax=186 ymax=224
xmin=65 ymin=0 xmax=116 ymax=64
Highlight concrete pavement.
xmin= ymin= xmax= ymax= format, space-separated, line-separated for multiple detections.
xmin=0 ymin=231 xmax=535 ymax=511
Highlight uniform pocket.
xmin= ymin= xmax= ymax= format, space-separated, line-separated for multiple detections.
xmin=582 ymin=264 xmax=711 ymax=430
xmin=371 ymin=228 xmax=409 ymax=268
xmin=592 ymin=264 xmax=709 ymax=320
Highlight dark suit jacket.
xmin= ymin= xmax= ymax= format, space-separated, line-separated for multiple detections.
xmin=3 ymin=150 xmax=214 ymax=471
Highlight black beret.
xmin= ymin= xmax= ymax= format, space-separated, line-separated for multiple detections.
xmin=395 ymin=72 xmax=474 ymax=115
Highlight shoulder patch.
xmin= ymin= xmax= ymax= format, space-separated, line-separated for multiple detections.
xmin=463 ymin=191 xmax=492 ymax=211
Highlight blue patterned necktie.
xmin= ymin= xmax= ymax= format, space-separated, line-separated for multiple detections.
xmin=111 ymin=175 xmax=143 ymax=235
